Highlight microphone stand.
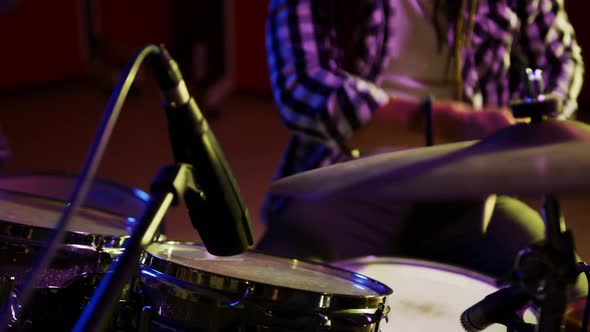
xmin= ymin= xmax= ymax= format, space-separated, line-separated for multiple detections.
xmin=72 ymin=163 xmax=201 ymax=332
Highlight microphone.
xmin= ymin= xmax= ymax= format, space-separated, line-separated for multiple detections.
xmin=150 ymin=45 xmax=254 ymax=256
xmin=460 ymin=284 xmax=531 ymax=332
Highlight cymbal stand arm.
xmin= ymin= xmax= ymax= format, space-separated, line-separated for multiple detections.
xmin=536 ymin=195 xmax=578 ymax=332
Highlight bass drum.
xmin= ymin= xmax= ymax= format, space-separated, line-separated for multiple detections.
xmin=332 ymin=257 xmax=537 ymax=332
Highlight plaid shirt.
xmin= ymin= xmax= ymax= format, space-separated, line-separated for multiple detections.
xmin=262 ymin=0 xmax=584 ymax=222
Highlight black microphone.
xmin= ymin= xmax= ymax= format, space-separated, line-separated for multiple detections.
xmin=460 ymin=284 xmax=531 ymax=332
xmin=150 ymin=45 xmax=253 ymax=256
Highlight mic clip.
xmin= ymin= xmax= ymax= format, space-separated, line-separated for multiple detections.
xmin=150 ymin=163 xmax=203 ymax=208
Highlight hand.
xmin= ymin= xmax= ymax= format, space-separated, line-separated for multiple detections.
xmin=432 ymin=101 xmax=517 ymax=141
xmin=346 ymin=97 xmax=517 ymax=151
xmin=347 ymin=96 xmax=428 ymax=150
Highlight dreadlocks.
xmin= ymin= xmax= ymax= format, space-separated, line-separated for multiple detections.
xmin=327 ymin=0 xmax=479 ymax=101
xmin=433 ymin=0 xmax=478 ymax=101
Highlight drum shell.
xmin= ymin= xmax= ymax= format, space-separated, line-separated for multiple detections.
xmin=0 ymin=173 xmax=148 ymax=331
xmin=332 ymin=256 xmax=539 ymax=332
xmin=0 ymin=230 xmax=124 ymax=331
xmin=135 ymin=242 xmax=392 ymax=331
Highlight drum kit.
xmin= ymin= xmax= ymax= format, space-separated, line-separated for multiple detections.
xmin=0 ymin=47 xmax=588 ymax=331
xmin=0 ymin=172 xmax=392 ymax=331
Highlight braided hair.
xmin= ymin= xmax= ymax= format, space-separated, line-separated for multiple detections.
xmin=433 ymin=0 xmax=478 ymax=100
xmin=328 ymin=0 xmax=478 ymax=101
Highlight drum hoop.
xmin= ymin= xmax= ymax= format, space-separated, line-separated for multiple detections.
xmin=140 ymin=241 xmax=392 ymax=313
xmin=0 ymin=172 xmax=150 ymax=249
xmin=331 ymin=256 xmax=498 ymax=286
xmin=0 ymin=218 xmax=129 ymax=249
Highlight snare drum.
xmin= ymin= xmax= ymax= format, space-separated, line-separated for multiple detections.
xmin=0 ymin=173 xmax=150 ymax=331
xmin=332 ymin=257 xmax=537 ymax=332
xmin=136 ymin=242 xmax=392 ymax=331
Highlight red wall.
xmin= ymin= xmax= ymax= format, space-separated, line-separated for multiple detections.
xmin=0 ymin=0 xmax=175 ymax=90
xmin=233 ymin=0 xmax=271 ymax=94
xmin=97 ymin=0 xmax=172 ymax=54
xmin=0 ymin=0 xmax=86 ymax=89
xmin=0 ymin=0 xmax=587 ymax=102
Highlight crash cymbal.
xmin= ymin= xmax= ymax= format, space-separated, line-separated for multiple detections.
xmin=270 ymin=120 xmax=590 ymax=201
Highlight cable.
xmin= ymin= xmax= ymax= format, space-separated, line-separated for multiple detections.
xmin=0 ymin=44 xmax=161 ymax=332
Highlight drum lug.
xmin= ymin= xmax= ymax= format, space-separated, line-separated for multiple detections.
xmin=223 ymin=282 xmax=253 ymax=308
xmin=138 ymin=305 xmax=153 ymax=332
xmin=317 ymin=313 xmax=332 ymax=327
xmin=0 ymin=275 xmax=16 ymax=304
xmin=378 ymin=302 xmax=389 ymax=323
xmin=2 ymin=289 xmax=22 ymax=329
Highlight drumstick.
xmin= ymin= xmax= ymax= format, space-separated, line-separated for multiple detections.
xmin=421 ymin=95 xmax=434 ymax=147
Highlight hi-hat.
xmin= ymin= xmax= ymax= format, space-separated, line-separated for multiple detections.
xmin=270 ymin=120 xmax=590 ymax=201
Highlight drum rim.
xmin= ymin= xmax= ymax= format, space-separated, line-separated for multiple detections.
xmin=139 ymin=241 xmax=392 ymax=313
xmin=0 ymin=171 xmax=150 ymax=203
xmin=0 ymin=171 xmax=148 ymax=249
xmin=0 ymin=217 xmax=129 ymax=249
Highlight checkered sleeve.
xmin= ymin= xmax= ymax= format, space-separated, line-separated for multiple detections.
xmin=266 ymin=0 xmax=390 ymax=150
xmin=518 ymin=0 xmax=584 ymax=118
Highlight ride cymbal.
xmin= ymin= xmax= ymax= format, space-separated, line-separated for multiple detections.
xmin=270 ymin=120 xmax=590 ymax=201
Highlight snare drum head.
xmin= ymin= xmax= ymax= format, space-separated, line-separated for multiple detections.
xmin=144 ymin=242 xmax=391 ymax=297
xmin=0 ymin=190 xmax=131 ymax=237
xmin=0 ymin=174 xmax=144 ymax=290
xmin=0 ymin=173 xmax=148 ymax=247
xmin=332 ymin=257 xmax=537 ymax=332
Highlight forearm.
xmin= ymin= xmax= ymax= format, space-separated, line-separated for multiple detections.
xmin=267 ymin=0 xmax=389 ymax=149
xmin=347 ymin=97 xmax=518 ymax=150
xmin=346 ymin=96 xmax=431 ymax=150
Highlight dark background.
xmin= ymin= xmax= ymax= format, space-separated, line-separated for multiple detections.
xmin=0 ymin=0 xmax=589 ymax=260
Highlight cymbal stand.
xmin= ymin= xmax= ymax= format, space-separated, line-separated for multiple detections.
xmin=508 ymin=68 xmax=587 ymax=331
xmin=462 ymin=69 xmax=589 ymax=332
xmin=508 ymin=196 xmax=579 ymax=332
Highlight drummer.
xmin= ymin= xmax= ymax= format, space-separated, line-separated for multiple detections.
xmin=257 ymin=0 xmax=587 ymax=311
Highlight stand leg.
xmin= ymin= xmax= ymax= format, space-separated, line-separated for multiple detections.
xmin=73 ymin=190 xmax=173 ymax=332
xmin=541 ymin=196 xmax=567 ymax=251
xmin=72 ymin=163 xmax=199 ymax=332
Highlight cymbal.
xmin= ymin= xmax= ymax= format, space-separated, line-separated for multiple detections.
xmin=270 ymin=120 xmax=590 ymax=201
